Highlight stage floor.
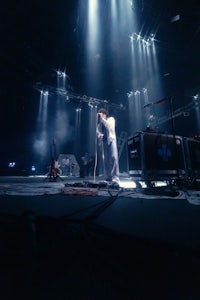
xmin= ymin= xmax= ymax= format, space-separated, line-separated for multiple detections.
xmin=0 ymin=175 xmax=200 ymax=248
xmin=0 ymin=176 xmax=200 ymax=299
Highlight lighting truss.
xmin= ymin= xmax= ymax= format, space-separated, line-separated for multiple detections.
xmin=34 ymin=83 xmax=125 ymax=111
xmin=157 ymin=97 xmax=200 ymax=125
xmin=63 ymin=91 xmax=125 ymax=111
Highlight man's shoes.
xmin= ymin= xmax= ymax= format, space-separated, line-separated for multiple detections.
xmin=105 ymin=176 xmax=120 ymax=182
xmin=112 ymin=176 xmax=120 ymax=183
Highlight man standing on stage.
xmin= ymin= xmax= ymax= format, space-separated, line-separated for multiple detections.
xmin=96 ymin=108 xmax=119 ymax=182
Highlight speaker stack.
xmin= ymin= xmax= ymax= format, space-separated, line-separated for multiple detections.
xmin=127 ymin=132 xmax=188 ymax=181
xmin=183 ymin=137 xmax=200 ymax=179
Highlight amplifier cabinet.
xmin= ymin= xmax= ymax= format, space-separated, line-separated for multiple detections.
xmin=127 ymin=132 xmax=186 ymax=181
xmin=183 ymin=137 xmax=200 ymax=178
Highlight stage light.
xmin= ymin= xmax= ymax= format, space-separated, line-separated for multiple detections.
xmin=134 ymin=90 xmax=140 ymax=95
xmin=127 ymin=91 xmax=133 ymax=98
xmin=57 ymin=70 xmax=62 ymax=77
xmin=131 ymin=32 xmax=155 ymax=46
xmin=154 ymin=181 xmax=168 ymax=187
xmin=31 ymin=166 xmax=36 ymax=172
xmin=41 ymin=90 xmax=48 ymax=96
xmin=138 ymin=181 xmax=147 ymax=188
xmin=171 ymin=14 xmax=180 ymax=23
xmin=119 ymin=180 xmax=137 ymax=189
xmin=88 ymin=102 xmax=93 ymax=108
xmin=150 ymin=33 xmax=155 ymax=42
xmin=8 ymin=162 xmax=16 ymax=168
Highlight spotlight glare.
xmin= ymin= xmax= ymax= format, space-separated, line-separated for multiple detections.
xmin=150 ymin=33 xmax=155 ymax=42
xmin=132 ymin=32 xmax=156 ymax=46
xmin=171 ymin=14 xmax=180 ymax=23
xmin=119 ymin=180 xmax=137 ymax=189
xmin=88 ymin=102 xmax=93 ymax=108
xmin=57 ymin=70 xmax=62 ymax=77
xmin=134 ymin=90 xmax=140 ymax=95
xmin=31 ymin=165 xmax=36 ymax=172
xmin=127 ymin=91 xmax=133 ymax=98
xmin=8 ymin=162 xmax=16 ymax=168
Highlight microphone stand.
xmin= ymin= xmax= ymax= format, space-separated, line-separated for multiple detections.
xmin=94 ymin=114 xmax=104 ymax=182
xmin=169 ymin=96 xmax=180 ymax=184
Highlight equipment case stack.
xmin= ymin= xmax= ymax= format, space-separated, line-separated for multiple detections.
xmin=127 ymin=132 xmax=187 ymax=181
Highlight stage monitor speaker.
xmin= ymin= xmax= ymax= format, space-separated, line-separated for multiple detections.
xmin=183 ymin=137 xmax=200 ymax=178
xmin=127 ymin=132 xmax=186 ymax=181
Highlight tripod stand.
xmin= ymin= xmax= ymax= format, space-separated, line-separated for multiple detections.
xmin=44 ymin=138 xmax=63 ymax=182
xmin=44 ymin=158 xmax=63 ymax=182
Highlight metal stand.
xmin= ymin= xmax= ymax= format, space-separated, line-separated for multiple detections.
xmin=44 ymin=138 xmax=63 ymax=182
xmin=169 ymin=96 xmax=180 ymax=184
